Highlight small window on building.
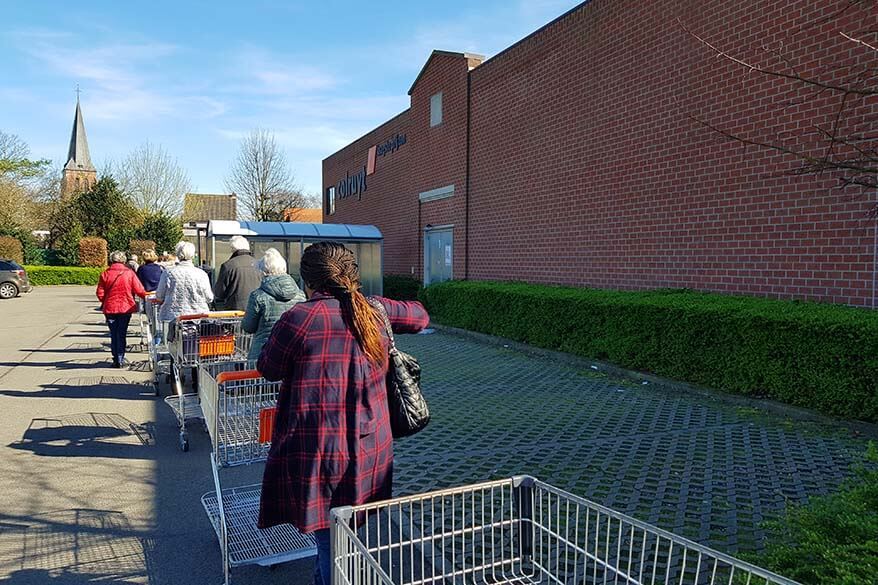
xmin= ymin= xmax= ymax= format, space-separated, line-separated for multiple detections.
xmin=325 ymin=186 xmax=336 ymax=216
xmin=430 ymin=92 xmax=443 ymax=127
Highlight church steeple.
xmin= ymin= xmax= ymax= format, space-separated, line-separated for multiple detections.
xmin=64 ymin=97 xmax=95 ymax=172
xmin=61 ymin=91 xmax=97 ymax=197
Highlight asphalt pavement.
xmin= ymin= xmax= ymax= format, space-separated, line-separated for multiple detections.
xmin=0 ymin=286 xmax=313 ymax=585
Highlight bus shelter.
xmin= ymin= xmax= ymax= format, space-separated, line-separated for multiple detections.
xmin=206 ymin=221 xmax=384 ymax=296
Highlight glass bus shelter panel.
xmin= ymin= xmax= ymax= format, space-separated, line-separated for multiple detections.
xmin=285 ymin=241 xmax=304 ymax=287
xmin=208 ymin=237 xmax=232 ymax=272
xmin=357 ymin=242 xmax=382 ymax=297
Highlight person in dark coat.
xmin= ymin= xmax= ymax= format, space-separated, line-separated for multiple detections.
xmin=212 ymin=235 xmax=261 ymax=311
xmin=242 ymin=248 xmax=306 ymax=360
xmin=136 ymin=249 xmax=164 ymax=292
xmin=97 ymin=250 xmax=147 ymax=368
xmin=257 ymin=242 xmax=429 ymax=585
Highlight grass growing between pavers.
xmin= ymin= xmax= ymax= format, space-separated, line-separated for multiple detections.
xmin=391 ymin=329 xmax=868 ymax=564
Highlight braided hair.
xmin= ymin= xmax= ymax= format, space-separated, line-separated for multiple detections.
xmin=300 ymin=242 xmax=383 ymax=363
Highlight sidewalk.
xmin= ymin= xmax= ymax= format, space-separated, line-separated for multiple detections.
xmin=0 ymin=286 xmax=312 ymax=585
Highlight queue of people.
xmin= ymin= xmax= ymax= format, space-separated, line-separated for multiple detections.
xmin=95 ymin=238 xmax=430 ymax=584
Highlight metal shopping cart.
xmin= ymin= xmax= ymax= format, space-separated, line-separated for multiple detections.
xmin=165 ymin=311 xmax=251 ymax=451
xmin=198 ymin=366 xmax=317 ymax=585
xmin=142 ymin=293 xmax=170 ymax=396
xmin=330 ymin=476 xmax=800 ymax=585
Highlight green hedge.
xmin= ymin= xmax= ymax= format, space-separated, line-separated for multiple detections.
xmin=420 ymin=281 xmax=878 ymax=421
xmin=383 ymin=274 xmax=423 ymax=301
xmin=752 ymin=443 xmax=878 ymax=584
xmin=24 ymin=265 xmax=103 ymax=286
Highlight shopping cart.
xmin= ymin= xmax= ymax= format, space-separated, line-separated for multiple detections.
xmin=142 ymin=293 xmax=170 ymax=396
xmin=330 ymin=476 xmax=800 ymax=585
xmin=165 ymin=311 xmax=250 ymax=451
xmin=198 ymin=366 xmax=317 ymax=585
xmin=137 ymin=295 xmax=151 ymax=350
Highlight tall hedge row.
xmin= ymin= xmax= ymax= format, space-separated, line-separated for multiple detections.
xmin=420 ymin=281 xmax=878 ymax=422
xmin=24 ymin=266 xmax=103 ymax=286
xmin=383 ymin=274 xmax=423 ymax=301
xmin=78 ymin=237 xmax=108 ymax=267
xmin=0 ymin=236 xmax=23 ymax=264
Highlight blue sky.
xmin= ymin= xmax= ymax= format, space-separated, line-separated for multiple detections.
xmin=0 ymin=0 xmax=580 ymax=197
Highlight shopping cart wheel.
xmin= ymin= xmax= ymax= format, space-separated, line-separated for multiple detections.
xmin=179 ymin=432 xmax=189 ymax=452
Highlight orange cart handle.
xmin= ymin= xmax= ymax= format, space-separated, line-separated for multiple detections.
xmin=216 ymin=369 xmax=262 ymax=384
xmin=178 ymin=310 xmax=245 ymax=321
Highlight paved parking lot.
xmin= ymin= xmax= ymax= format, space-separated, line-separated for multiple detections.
xmin=0 ymin=286 xmax=869 ymax=583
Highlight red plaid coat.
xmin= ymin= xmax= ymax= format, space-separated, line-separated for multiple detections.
xmin=256 ymin=293 xmax=429 ymax=533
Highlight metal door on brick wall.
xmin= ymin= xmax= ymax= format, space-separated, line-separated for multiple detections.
xmin=424 ymin=228 xmax=453 ymax=285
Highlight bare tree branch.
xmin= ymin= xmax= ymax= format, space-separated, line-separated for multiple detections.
xmin=117 ymin=141 xmax=191 ymax=216
xmin=225 ymin=129 xmax=305 ymax=221
xmin=840 ymin=31 xmax=878 ymax=53
xmin=678 ymin=18 xmax=877 ymax=96
xmin=680 ymin=5 xmax=878 ymax=200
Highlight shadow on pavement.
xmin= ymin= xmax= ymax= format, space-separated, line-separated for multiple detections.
xmin=8 ymin=413 xmax=155 ymax=459
xmin=0 ymin=569 xmax=142 ymax=584
xmin=0 ymin=509 xmax=154 ymax=584
xmin=0 ymin=376 xmax=155 ymax=400
xmin=0 ymin=360 xmax=113 ymax=371
xmin=19 ymin=344 xmax=142 ymax=354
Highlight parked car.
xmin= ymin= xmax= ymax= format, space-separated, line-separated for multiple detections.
xmin=0 ymin=259 xmax=32 ymax=299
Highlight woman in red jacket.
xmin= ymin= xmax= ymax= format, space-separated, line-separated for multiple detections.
xmin=96 ymin=250 xmax=147 ymax=368
xmin=257 ymin=242 xmax=429 ymax=585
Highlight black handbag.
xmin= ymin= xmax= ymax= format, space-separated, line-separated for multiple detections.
xmin=369 ymin=299 xmax=430 ymax=438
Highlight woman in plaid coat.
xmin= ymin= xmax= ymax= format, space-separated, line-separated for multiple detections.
xmin=257 ymin=242 xmax=429 ymax=585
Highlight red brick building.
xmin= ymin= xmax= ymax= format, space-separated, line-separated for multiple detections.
xmin=323 ymin=0 xmax=878 ymax=307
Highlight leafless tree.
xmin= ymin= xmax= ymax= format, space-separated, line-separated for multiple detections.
xmin=117 ymin=141 xmax=191 ymax=216
xmin=225 ymin=129 xmax=305 ymax=221
xmin=680 ymin=0 xmax=878 ymax=200
xmin=0 ymin=131 xmax=29 ymax=162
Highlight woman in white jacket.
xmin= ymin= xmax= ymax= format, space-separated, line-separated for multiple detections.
xmin=155 ymin=241 xmax=214 ymax=323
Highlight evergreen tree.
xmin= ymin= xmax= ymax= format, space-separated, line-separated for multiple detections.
xmin=136 ymin=212 xmax=183 ymax=255
xmin=75 ymin=175 xmax=140 ymax=240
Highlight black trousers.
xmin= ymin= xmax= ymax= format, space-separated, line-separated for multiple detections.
xmin=105 ymin=313 xmax=132 ymax=360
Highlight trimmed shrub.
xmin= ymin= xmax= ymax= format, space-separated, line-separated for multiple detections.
xmin=78 ymin=237 xmax=108 ymax=267
xmin=0 ymin=227 xmax=40 ymax=264
xmin=128 ymin=239 xmax=155 ymax=259
xmin=752 ymin=443 xmax=878 ymax=584
xmin=383 ymin=274 xmax=422 ymax=301
xmin=27 ymin=248 xmax=62 ymax=266
xmin=0 ymin=236 xmax=23 ymax=263
xmin=420 ymin=281 xmax=878 ymax=421
xmin=24 ymin=265 xmax=103 ymax=286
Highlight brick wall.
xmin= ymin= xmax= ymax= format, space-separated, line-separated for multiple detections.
xmin=325 ymin=53 xmax=475 ymax=280
xmin=326 ymin=0 xmax=878 ymax=306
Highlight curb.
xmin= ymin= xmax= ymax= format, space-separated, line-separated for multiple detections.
xmin=428 ymin=323 xmax=878 ymax=440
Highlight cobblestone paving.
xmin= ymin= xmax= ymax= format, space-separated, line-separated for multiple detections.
xmin=391 ymin=330 xmax=866 ymax=555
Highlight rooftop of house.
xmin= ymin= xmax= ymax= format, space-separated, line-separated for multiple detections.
xmin=182 ymin=193 xmax=237 ymax=222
